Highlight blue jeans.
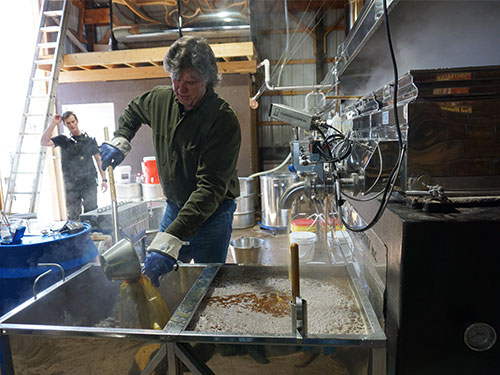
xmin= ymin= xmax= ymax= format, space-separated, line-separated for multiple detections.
xmin=160 ymin=199 xmax=236 ymax=263
xmin=65 ymin=178 xmax=97 ymax=221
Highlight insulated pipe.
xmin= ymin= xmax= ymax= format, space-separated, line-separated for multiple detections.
xmin=249 ymin=59 xmax=336 ymax=107
xmin=279 ymin=181 xmax=306 ymax=210
xmin=248 ymin=153 xmax=292 ymax=180
xmin=260 ymin=59 xmax=333 ymax=92
xmin=116 ymin=25 xmax=250 ymax=43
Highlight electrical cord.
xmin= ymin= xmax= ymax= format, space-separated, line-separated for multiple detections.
xmin=313 ymin=124 xmax=353 ymax=163
xmin=329 ymin=139 xmax=352 ymax=161
xmin=341 ymin=143 xmax=384 ymax=201
xmin=337 ymin=0 xmax=407 ymax=232
xmin=311 ymin=119 xmax=353 ymax=163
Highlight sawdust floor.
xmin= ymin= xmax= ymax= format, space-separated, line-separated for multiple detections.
xmin=191 ymin=344 xmax=369 ymax=375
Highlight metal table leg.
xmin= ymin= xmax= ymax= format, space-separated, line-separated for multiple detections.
xmin=167 ymin=342 xmax=215 ymax=375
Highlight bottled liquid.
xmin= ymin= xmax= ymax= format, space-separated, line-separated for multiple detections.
xmin=1 ymin=223 xmax=13 ymax=244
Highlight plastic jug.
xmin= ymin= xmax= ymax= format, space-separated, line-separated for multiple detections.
xmin=142 ymin=156 xmax=160 ymax=184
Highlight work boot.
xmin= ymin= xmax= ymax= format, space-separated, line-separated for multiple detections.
xmin=248 ymin=345 xmax=270 ymax=364
xmin=293 ymin=349 xmax=320 ymax=367
xmin=326 ymin=353 xmax=349 ymax=375
xmin=218 ymin=344 xmax=245 ymax=357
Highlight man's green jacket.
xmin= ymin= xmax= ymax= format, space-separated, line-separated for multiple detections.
xmin=115 ymin=85 xmax=241 ymax=240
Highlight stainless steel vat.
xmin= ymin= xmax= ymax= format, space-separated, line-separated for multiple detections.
xmin=259 ymin=173 xmax=296 ymax=230
xmin=165 ymin=264 xmax=386 ymax=374
xmin=167 ymin=264 xmax=385 ymax=344
xmin=233 ymin=177 xmax=255 ymax=229
xmin=1 ymin=263 xmax=386 ymax=374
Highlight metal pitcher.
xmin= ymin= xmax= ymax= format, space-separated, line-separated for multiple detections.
xmin=99 ymin=238 xmax=141 ymax=281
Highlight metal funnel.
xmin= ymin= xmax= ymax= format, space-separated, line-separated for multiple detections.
xmin=100 ymin=238 xmax=141 ymax=281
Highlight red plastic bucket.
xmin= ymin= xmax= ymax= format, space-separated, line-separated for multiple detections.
xmin=142 ymin=156 xmax=160 ymax=184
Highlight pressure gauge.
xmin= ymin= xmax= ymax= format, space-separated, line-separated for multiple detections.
xmin=464 ymin=323 xmax=497 ymax=352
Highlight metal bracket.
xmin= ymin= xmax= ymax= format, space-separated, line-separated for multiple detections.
xmin=291 ymin=296 xmax=308 ymax=340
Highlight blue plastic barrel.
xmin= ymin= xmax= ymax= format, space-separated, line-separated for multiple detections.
xmin=0 ymin=222 xmax=98 ymax=316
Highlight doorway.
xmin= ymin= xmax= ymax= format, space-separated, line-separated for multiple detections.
xmin=61 ymin=102 xmax=115 ymax=209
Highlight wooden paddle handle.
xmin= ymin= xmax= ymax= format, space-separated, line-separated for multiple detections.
xmin=103 ymin=128 xmax=117 ymax=201
xmin=290 ymin=242 xmax=300 ymax=303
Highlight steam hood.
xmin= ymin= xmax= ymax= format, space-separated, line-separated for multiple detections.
xmin=337 ymin=0 xmax=500 ymax=95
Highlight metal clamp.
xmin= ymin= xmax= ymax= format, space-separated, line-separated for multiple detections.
xmin=291 ymin=296 xmax=308 ymax=339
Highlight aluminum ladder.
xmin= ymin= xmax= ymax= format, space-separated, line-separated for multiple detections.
xmin=5 ymin=0 xmax=76 ymax=215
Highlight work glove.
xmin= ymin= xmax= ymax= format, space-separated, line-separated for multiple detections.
xmin=143 ymin=252 xmax=177 ymax=287
xmin=100 ymin=136 xmax=131 ymax=170
xmin=143 ymin=232 xmax=188 ymax=287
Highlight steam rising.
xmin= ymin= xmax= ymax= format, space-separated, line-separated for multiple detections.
xmin=340 ymin=0 xmax=500 ymax=95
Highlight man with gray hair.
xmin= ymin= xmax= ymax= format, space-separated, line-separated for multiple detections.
xmin=100 ymin=36 xmax=241 ymax=286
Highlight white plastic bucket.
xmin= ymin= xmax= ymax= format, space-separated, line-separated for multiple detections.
xmin=116 ymin=183 xmax=142 ymax=201
xmin=289 ymin=231 xmax=316 ymax=262
xmin=114 ymin=165 xmax=131 ymax=184
xmin=141 ymin=183 xmax=166 ymax=200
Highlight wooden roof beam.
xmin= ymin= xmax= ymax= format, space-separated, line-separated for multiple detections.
xmin=62 ymin=42 xmax=256 ymax=69
xmin=59 ymin=60 xmax=256 ymax=83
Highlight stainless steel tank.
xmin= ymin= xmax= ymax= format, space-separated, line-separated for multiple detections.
xmin=0 ymin=263 xmax=386 ymax=375
xmin=259 ymin=173 xmax=296 ymax=230
xmin=233 ymin=177 xmax=255 ymax=229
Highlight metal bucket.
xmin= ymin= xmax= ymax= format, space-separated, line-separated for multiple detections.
xmin=99 ymin=238 xmax=141 ymax=281
xmin=259 ymin=173 xmax=296 ymax=230
xmin=229 ymin=237 xmax=264 ymax=264
xmin=233 ymin=177 xmax=255 ymax=229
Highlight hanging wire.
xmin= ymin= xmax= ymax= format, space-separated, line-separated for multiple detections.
xmin=336 ymin=0 xmax=407 ymax=232
xmin=256 ymin=0 xmax=339 ymax=97
xmin=276 ymin=0 xmax=290 ymax=86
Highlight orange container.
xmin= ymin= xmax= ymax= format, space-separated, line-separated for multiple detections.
xmin=142 ymin=156 xmax=160 ymax=184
